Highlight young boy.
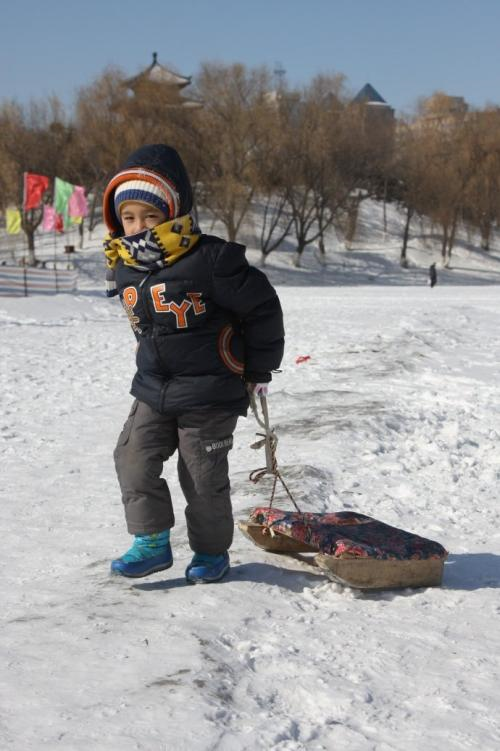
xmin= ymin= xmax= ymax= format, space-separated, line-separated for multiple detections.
xmin=103 ymin=144 xmax=284 ymax=583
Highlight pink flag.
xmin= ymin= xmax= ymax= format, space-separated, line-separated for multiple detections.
xmin=68 ymin=185 xmax=88 ymax=218
xmin=42 ymin=204 xmax=56 ymax=232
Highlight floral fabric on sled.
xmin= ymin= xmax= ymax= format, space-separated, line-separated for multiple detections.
xmin=248 ymin=508 xmax=448 ymax=561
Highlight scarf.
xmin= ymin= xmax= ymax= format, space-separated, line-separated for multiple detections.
xmin=104 ymin=213 xmax=201 ymax=297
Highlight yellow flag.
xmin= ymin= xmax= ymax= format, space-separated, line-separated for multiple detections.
xmin=6 ymin=208 xmax=21 ymax=234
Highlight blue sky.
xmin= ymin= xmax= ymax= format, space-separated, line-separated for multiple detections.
xmin=1 ymin=0 xmax=499 ymax=115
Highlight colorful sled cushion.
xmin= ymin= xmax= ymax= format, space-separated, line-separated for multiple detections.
xmin=248 ymin=507 xmax=447 ymax=561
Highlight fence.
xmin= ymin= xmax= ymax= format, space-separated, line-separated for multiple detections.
xmin=0 ymin=265 xmax=78 ymax=296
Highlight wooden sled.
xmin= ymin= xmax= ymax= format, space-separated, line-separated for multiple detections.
xmin=239 ymin=508 xmax=448 ymax=590
xmin=239 ymin=521 xmax=316 ymax=554
xmin=313 ymin=553 xmax=445 ymax=589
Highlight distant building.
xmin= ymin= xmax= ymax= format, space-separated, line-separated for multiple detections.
xmin=124 ymin=52 xmax=203 ymax=109
xmin=350 ymin=83 xmax=395 ymax=159
xmin=412 ymin=92 xmax=468 ymax=130
xmin=352 ymin=83 xmax=395 ymax=127
xmin=352 ymin=83 xmax=387 ymax=105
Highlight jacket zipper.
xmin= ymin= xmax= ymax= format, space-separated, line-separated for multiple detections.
xmin=139 ymin=271 xmax=158 ymax=346
xmin=139 ymin=271 xmax=171 ymax=411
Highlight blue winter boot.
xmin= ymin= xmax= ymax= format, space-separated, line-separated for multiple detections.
xmin=110 ymin=530 xmax=173 ymax=578
xmin=185 ymin=551 xmax=230 ymax=584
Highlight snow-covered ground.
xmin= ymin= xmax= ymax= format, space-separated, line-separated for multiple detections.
xmin=1 ymin=205 xmax=500 ymax=750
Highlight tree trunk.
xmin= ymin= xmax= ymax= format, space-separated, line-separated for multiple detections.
xmin=293 ymin=239 xmax=307 ymax=267
xmin=25 ymin=229 xmax=36 ymax=266
xmin=88 ymin=189 xmax=100 ymax=235
xmin=259 ymin=193 xmax=292 ymax=257
xmin=441 ymin=225 xmax=449 ymax=263
xmin=317 ymin=235 xmax=326 ymax=265
xmin=226 ymin=215 xmax=237 ymax=243
xmin=480 ymin=219 xmax=491 ymax=250
xmin=382 ymin=176 xmax=388 ymax=234
xmin=21 ymin=209 xmax=43 ymax=266
xmin=345 ymin=197 xmax=360 ymax=250
xmin=400 ymin=206 xmax=413 ymax=268
xmin=445 ymin=214 xmax=458 ymax=268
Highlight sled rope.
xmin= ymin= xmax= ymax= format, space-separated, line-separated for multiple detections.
xmin=249 ymin=392 xmax=302 ymax=513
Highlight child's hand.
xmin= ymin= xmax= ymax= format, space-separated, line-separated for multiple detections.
xmin=248 ymin=383 xmax=269 ymax=397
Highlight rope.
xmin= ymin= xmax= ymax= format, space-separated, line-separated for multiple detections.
xmin=248 ymin=391 xmax=302 ymax=513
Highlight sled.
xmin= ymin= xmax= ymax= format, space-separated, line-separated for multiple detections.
xmin=244 ymin=396 xmax=448 ymax=590
xmin=239 ymin=507 xmax=448 ymax=590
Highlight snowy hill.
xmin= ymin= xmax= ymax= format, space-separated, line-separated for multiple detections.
xmin=3 ymin=197 xmax=500 ymax=289
xmin=1 ymin=200 xmax=500 ymax=750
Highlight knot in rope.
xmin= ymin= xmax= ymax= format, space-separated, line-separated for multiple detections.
xmin=248 ymin=391 xmax=301 ymax=513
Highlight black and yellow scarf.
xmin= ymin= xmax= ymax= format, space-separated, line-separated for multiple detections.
xmin=104 ymin=214 xmax=200 ymax=297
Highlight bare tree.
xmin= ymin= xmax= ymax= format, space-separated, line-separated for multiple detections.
xmin=73 ymin=68 xmax=136 ymax=232
xmin=188 ymin=63 xmax=273 ymax=242
xmin=407 ymin=92 xmax=477 ymax=267
xmin=389 ymin=122 xmax=430 ymax=266
xmin=461 ymin=108 xmax=500 ymax=250
xmin=279 ymin=88 xmax=332 ymax=266
xmin=257 ymin=191 xmax=293 ymax=262
xmin=252 ymin=93 xmax=294 ymax=262
xmin=423 ymin=127 xmax=476 ymax=267
xmin=281 ymin=76 xmax=373 ymax=266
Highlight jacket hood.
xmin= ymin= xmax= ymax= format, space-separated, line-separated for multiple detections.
xmin=103 ymin=144 xmax=193 ymax=234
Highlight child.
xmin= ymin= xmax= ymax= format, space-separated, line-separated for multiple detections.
xmin=103 ymin=144 xmax=284 ymax=583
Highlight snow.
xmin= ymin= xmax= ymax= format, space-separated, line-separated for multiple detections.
xmin=1 ymin=202 xmax=500 ymax=750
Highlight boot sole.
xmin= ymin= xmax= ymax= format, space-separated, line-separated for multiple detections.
xmin=186 ymin=563 xmax=230 ymax=584
xmin=110 ymin=559 xmax=173 ymax=579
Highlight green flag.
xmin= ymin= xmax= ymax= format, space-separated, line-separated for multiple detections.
xmin=54 ymin=177 xmax=74 ymax=228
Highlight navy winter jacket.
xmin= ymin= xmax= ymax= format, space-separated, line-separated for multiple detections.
xmin=114 ymin=235 xmax=284 ymax=415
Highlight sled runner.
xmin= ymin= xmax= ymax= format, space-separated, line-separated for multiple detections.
xmin=242 ymin=394 xmax=448 ymax=590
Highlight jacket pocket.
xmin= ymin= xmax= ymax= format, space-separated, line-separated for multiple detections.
xmin=116 ymin=400 xmax=139 ymax=446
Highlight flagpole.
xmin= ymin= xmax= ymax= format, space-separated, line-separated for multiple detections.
xmin=21 ymin=173 xmax=27 ymax=266
xmin=22 ymin=221 xmax=28 ymax=266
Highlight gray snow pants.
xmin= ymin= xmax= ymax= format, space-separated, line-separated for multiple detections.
xmin=113 ymin=399 xmax=238 ymax=554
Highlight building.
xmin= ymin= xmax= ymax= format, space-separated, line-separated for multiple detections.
xmin=352 ymin=83 xmax=395 ymax=127
xmin=412 ymin=92 xmax=468 ymax=130
xmin=124 ymin=53 xmax=203 ymax=109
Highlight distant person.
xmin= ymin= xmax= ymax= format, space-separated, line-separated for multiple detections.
xmin=429 ymin=263 xmax=437 ymax=288
xmin=102 ymin=144 xmax=284 ymax=583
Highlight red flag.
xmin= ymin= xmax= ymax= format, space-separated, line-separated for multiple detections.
xmin=55 ymin=213 xmax=64 ymax=233
xmin=23 ymin=172 xmax=50 ymax=211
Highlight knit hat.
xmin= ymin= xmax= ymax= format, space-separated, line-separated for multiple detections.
xmin=103 ymin=144 xmax=193 ymax=235
xmin=104 ymin=168 xmax=180 ymax=232
xmin=114 ymin=176 xmax=175 ymax=220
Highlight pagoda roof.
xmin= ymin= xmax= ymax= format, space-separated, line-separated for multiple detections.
xmin=126 ymin=52 xmax=192 ymax=90
xmin=352 ymin=83 xmax=387 ymax=105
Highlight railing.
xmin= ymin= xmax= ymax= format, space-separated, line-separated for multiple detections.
xmin=0 ymin=265 xmax=78 ymax=296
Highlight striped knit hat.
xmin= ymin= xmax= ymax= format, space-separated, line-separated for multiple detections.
xmin=103 ymin=145 xmax=193 ymax=235
xmin=114 ymin=178 xmax=172 ymax=219
xmin=103 ymin=167 xmax=181 ymax=233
